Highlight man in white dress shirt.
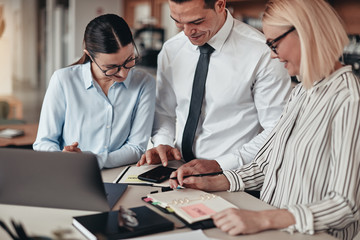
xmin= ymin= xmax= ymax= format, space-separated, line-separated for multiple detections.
xmin=137 ymin=0 xmax=291 ymax=172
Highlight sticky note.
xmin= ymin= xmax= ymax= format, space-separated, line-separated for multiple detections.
xmin=124 ymin=175 xmax=144 ymax=183
xmin=166 ymin=207 xmax=175 ymax=213
xmin=181 ymin=203 xmax=216 ymax=219
xmin=143 ymin=197 xmax=152 ymax=202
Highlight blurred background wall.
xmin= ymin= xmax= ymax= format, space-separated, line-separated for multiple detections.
xmin=0 ymin=0 xmax=358 ymax=124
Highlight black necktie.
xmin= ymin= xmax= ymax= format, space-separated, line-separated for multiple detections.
xmin=182 ymin=43 xmax=215 ymax=162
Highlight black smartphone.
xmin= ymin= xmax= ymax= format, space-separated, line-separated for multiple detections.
xmin=138 ymin=166 xmax=176 ymax=183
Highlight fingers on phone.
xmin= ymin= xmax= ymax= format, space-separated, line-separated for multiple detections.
xmin=172 ymin=148 xmax=182 ymax=160
xmin=158 ymin=148 xmax=169 ymax=167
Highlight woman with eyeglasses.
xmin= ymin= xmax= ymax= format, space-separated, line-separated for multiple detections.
xmin=169 ymin=0 xmax=359 ymax=239
xmin=34 ymin=14 xmax=156 ymax=168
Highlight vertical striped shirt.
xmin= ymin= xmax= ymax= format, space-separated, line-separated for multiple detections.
xmin=224 ymin=66 xmax=360 ymax=240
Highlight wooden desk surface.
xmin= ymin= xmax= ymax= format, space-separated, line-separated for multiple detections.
xmin=0 ymin=166 xmax=337 ymax=240
xmin=0 ymin=123 xmax=38 ymax=147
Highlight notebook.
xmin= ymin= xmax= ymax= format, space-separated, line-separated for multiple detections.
xmin=0 ymin=148 xmax=127 ymax=211
xmin=0 ymin=128 xmax=24 ymax=138
xmin=144 ymin=188 xmax=238 ymax=227
xmin=114 ymin=161 xmax=184 ymax=187
xmin=73 ymin=206 xmax=174 ymax=240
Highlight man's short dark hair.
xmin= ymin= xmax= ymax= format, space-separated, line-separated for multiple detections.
xmin=170 ymin=0 xmax=218 ymax=10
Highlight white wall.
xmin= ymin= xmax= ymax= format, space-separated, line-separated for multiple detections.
xmin=44 ymin=0 xmax=124 ymax=87
xmin=161 ymin=1 xmax=179 ymax=41
xmin=1 ymin=0 xmax=126 ymax=94
xmin=19 ymin=0 xmax=37 ymax=87
xmin=0 ymin=0 xmax=13 ymax=95
xmin=0 ymin=0 xmax=36 ymax=95
xmin=68 ymin=0 xmax=123 ymax=65
xmin=0 ymin=0 xmax=37 ymax=95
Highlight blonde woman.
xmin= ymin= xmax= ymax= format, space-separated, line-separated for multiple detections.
xmin=170 ymin=0 xmax=359 ymax=239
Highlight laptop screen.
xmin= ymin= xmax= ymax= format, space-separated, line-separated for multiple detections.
xmin=0 ymin=148 xmax=125 ymax=211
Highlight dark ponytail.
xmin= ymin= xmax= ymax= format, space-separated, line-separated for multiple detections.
xmin=72 ymin=14 xmax=134 ymax=65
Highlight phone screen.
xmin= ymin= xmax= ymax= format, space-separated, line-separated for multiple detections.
xmin=138 ymin=166 xmax=176 ymax=183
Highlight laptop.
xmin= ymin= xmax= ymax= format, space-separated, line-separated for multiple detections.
xmin=0 ymin=148 xmax=127 ymax=211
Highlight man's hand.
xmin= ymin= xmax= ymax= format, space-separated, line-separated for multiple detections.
xmin=169 ymin=159 xmax=222 ymax=187
xmin=136 ymin=144 xmax=182 ymax=167
xmin=63 ymin=142 xmax=82 ymax=153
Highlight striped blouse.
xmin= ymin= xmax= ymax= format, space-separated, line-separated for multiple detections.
xmin=223 ymin=66 xmax=360 ymax=240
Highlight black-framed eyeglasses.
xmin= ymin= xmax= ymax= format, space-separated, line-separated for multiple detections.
xmin=89 ymin=45 xmax=140 ymax=77
xmin=266 ymin=27 xmax=296 ymax=55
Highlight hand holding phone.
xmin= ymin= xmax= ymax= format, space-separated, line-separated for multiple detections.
xmin=138 ymin=166 xmax=176 ymax=183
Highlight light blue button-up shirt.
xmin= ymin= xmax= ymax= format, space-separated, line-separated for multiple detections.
xmin=33 ymin=62 xmax=156 ymax=168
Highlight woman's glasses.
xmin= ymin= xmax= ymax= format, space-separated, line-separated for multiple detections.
xmin=92 ymin=56 xmax=139 ymax=76
xmin=88 ymin=44 xmax=140 ymax=77
xmin=266 ymin=27 xmax=295 ymax=55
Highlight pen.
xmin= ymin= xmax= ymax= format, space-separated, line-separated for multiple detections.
xmin=170 ymin=171 xmax=223 ymax=180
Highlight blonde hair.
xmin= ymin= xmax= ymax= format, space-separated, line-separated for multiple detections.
xmin=262 ymin=0 xmax=349 ymax=89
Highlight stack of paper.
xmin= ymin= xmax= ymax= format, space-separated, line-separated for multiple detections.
xmin=145 ymin=188 xmax=238 ymax=224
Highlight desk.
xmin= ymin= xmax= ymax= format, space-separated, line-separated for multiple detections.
xmin=0 ymin=123 xmax=38 ymax=147
xmin=0 ymin=167 xmax=336 ymax=240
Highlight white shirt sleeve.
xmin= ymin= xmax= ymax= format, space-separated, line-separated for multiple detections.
xmin=216 ymin=52 xmax=291 ymax=170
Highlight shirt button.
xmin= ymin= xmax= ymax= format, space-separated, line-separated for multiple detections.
xmin=106 ymin=125 xmax=110 ymax=129
xmin=104 ymin=146 xmax=108 ymax=149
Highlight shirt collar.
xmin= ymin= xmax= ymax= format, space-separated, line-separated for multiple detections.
xmin=207 ymin=9 xmax=233 ymax=51
xmin=306 ymin=65 xmax=352 ymax=93
xmin=190 ymin=9 xmax=234 ymax=53
xmin=83 ymin=62 xmax=93 ymax=90
xmin=122 ymin=69 xmax=132 ymax=88
xmin=82 ymin=61 xmax=133 ymax=90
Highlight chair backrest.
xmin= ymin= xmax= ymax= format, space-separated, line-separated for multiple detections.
xmin=0 ymin=101 xmax=9 ymax=119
